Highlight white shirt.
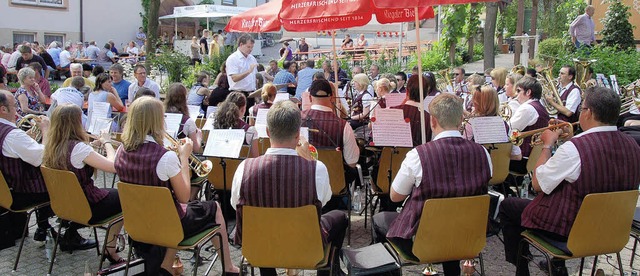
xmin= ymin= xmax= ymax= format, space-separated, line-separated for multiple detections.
xmin=507 ymin=98 xmax=521 ymax=113
xmin=392 ymin=131 xmax=493 ymax=196
xmin=230 ymin=147 xmax=332 ymax=209
xmin=226 ymin=50 xmax=258 ymax=91
xmin=51 ymin=86 xmax=84 ymax=108
xmin=353 ymin=89 xmax=373 ymax=113
xmin=70 ymin=142 xmax=95 ymax=169
xmin=0 ymin=118 xmax=44 ymax=167
xmin=535 ymin=126 xmax=617 ymax=195
xmin=509 ymin=99 xmax=541 ymax=131
xmin=127 ymin=78 xmax=161 ymax=100
xmin=310 ymin=105 xmax=359 ymax=165
xmin=8 ymin=51 xmax=21 ymax=69
xmin=59 ymin=50 xmax=72 ymax=67
xmin=143 ymin=135 xmax=181 ymax=181
xmin=126 ymin=46 xmax=139 ymax=56
xmin=182 ymin=117 xmax=197 ymax=136
xmin=558 ymin=82 xmax=581 ymax=114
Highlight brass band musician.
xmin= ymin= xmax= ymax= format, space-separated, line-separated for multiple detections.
xmin=545 ymin=65 xmax=582 ymax=123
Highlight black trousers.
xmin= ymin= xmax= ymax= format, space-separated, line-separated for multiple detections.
xmin=499 ymin=197 xmax=568 ymax=276
xmin=372 ymin=212 xmax=461 ymax=276
xmin=259 ymin=210 xmax=348 ymax=276
xmin=11 ymin=192 xmax=53 ymax=229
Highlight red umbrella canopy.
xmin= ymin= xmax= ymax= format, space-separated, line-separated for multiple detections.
xmin=372 ymin=0 xmax=497 ymax=8
xmin=279 ymin=0 xmax=372 ymax=32
xmin=374 ymin=6 xmax=435 ymax=24
xmin=225 ymin=0 xmax=283 ymax=33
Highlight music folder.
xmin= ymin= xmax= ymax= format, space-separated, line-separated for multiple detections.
xmin=202 ymin=129 xmax=245 ymax=159
xmin=371 ymin=108 xmax=412 ymax=148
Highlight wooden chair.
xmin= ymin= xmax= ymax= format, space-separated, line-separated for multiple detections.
xmin=240 ymin=205 xmax=333 ymax=275
xmin=118 ymin=182 xmax=224 ymax=276
xmin=40 ymin=166 xmax=123 ymax=275
xmin=317 ymin=148 xmax=351 ymax=245
xmin=0 ymin=171 xmax=50 ymax=272
xmin=517 ymin=190 xmax=639 ymax=276
xmin=387 ymin=195 xmax=490 ymax=275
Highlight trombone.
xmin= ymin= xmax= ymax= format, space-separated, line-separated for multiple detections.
xmin=510 ymin=121 xmax=579 ymax=147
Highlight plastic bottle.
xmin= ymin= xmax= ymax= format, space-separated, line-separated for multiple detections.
xmin=352 ymin=187 xmax=361 ymax=213
xmin=45 ymin=229 xmax=54 ymax=262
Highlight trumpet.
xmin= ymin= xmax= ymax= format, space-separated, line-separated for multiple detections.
xmin=510 ymin=121 xmax=579 ymax=147
xmin=163 ymin=134 xmax=212 ymax=181
xmin=17 ymin=114 xmax=43 ymax=142
xmin=88 ymin=133 xmax=122 ymax=156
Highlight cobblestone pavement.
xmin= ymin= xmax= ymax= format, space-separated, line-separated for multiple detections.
xmin=1 ymin=172 xmax=639 ymax=275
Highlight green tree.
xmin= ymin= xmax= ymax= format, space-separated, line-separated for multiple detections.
xmin=600 ymin=0 xmax=635 ymax=50
xmin=465 ymin=3 xmax=482 ymax=63
xmin=484 ymin=2 xmax=499 ymax=69
xmin=441 ymin=5 xmax=467 ymax=65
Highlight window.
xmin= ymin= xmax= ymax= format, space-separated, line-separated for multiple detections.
xmin=44 ymin=34 xmax=65 ymax=46
xmin=13 ymin=33 xmax=36 ymax=45
xmin=11 ymin=0 xmax=64 ymax=8
xmin=221 ymin=0 xmax=236 ymax=6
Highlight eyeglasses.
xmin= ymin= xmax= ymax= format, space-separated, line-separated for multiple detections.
xmin=454 ymin=73 xmax=460 ymax=76
xmin=516 ymin=88 xmax=524 ymax=93
xmin=395 ymin=78 xmax=403 ymax=81
xmin=559 ymin=72 xmax=567 ymax=75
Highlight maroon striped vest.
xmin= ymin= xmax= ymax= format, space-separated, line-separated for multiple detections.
xmin=521 ymin=130 xmax=640 ymax=237
xmin=391 ymin=104 xmax=432 ymax=147
xmin=557 ymin=83 xmax=581 ymax=123
xmin=176 ymin=114 xmax=190 ymax=139
xmin=387 ymin=137 xmax=490 ymax=239
xmin=0 ymin=122 xmax=46 ymax=194
xmin=66 ymin=141 xmax=108 ymax=203
xmin=521 ymin=100 xmax=550 ymax=157
xmin=235 ymin=118 xmax=250 ymax=131
xmin=235 ymin=154 xmax=322 ymax=245
xmin=350 ymin=90 xmax=372 ymax=118
xmin=301 ymin=108 xmax=346 ymax=149
xmin=252 ymin=102 xmax=272 ymax=117
xmin=114 ymin=142 xmax=185 ymax=218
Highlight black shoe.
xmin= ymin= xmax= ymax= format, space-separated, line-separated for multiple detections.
xmin=34 ymin=227 xmax=58 ymax=242
xmin=59 ymin=230 xmax=97 ymax=252
xmin=538 ymin=260 xmax=568 ymax=276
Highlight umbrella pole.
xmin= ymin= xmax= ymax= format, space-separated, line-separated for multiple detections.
xmin=399 ymin=22 xmax=403 ymax=64
xmin=331 ymin=30 xmax=339 ymax=87
xmin=415 ymin=7 xmax=426 ymax=145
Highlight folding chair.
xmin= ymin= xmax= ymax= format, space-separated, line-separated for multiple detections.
xmin=517 ymin=190 xmax=639 ymax=276
xmin=118 ymin=182 xmax=225 ymax=276
xmin=317 ymin=148 xmax=351 ymax=245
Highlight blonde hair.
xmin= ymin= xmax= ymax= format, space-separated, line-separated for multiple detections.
xmin=429 ymin=93 xmax=463 ymax=129
xmin=43 ymin=104 xmax=89 ymax=170
xmin=261 ymin=83 xmax=277 ymax=102
xmin=352 ymin=73 xmax=370 ymax=90
xmin=122 ymin=97 xmax=165 ymax=151
xmin=466 ymin=74 xmax=484 ymax=86
xmin=473 ymin=85 xmax=500 ymax=116
xmin=490 ymin=67 xmax=508 ymax=88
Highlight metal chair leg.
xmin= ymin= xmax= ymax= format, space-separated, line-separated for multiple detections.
xmin=47 ymin=223 xmax=64 ymax=276
xmin=579 ymin=258 xmax=585 ymax=276
xmin=616 ymin=253 xmax=624 ymax=276
xmin=478 ymin=252 xmax=485 ymax=276
xmin=632 ymin=235 xmax=638 ymax=267
xmin=193 ymin=245 xmax=201 ymax=276
xmin=217 ymin=231 xmax=226 ymax=275
xmin=98 ymin=221 xmax=118 ymax=270
xmin=124 ymin=240 xmax=134 ymax=276
xmin=12 ymin=209 xmax=34 ymax=272
xmin=590 ymin=255 xmax=598 ymax=276
xmin=347 ymin=193 xmax=351 ymax=247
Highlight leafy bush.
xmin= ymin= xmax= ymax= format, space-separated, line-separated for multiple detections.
xmin=408 ymin=41 xmax=462 ymax=72
xmin=183 ymin=46 xmax=236 ymax=88
xmin=600 ymin=0 xmax=636 ymax=50
xmin=553 ymin=45 xmax=640 ymax=85
xmin=536 ymin=38 xmax=567 ymax=60
xmin=149 ymin=47 xmax=190 ymax=84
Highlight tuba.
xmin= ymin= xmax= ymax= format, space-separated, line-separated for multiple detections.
xmin=164 ymin=134 xmax=212 ymax=182
xmin=573 ymin=58 xmax=597 ymax=90
xmin=620 ymin=82 xmax=640 ymax=115
xmin=17 ymin=114 xmax=43 ymax=143
xmin=536 ymin=66 xmax=562 ymax=116
xmin=436 ymin=68 xmax=453 ymax=93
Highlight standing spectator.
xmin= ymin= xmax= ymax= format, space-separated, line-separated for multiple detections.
xmin=224 ymin=31 xmax=237 ymax=51
xmin=569 ymin=5 xmax=596 ymax=48
xmin=190 ymin=36 xmax=201 ymax=65
xmin=280 ymin=42 xmax=293 ymax=62
xmin=209 ymin=34 xmax=221 ymax=59
xmin=16 ymin=45 xmax=49 ymax=79
xmin=85 ymin=41 xmax=100 ymax=60
xmin=356 ymin=33 xmax=368 ymax=48
xmin=29 ymin=62 xmax=51 ymax=98
xmin=127 ymin=64 xmax=160 ymax=100
xmin=226 ymin=34 xmax=258 ymax=111
xmin=295 ymin=59 xmax=317 ymax=99
xmin=296 ymin=37 xmax=311 ymax=60
xmin=200 ymin=29 xmax=210 ymax=56
xmin=15 ymin=67 xmax=47 ymax=116
xmin=109 ymin=64 xmax=131 ymax=104
xmin=341 ymin=34 xmax=353 ymax=50
xmin=135 ymin=27 xmax=146 ymax=48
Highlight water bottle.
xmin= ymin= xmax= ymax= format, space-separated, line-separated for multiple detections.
xmin=45 ymin=229 xmax=54 ymax=262
xmin=352 ymin=187 xmax=361 ymax=213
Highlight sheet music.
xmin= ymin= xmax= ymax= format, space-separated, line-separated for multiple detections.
xmin=423 ymin=96 xmax=435 ymax=113
xmin=254 ymin=124 xmax=268 ymax=138
xmin=202 ymin=113 xmax=216 ymax=131
xmin=88 ymin=118 xmax=113 ymax=135
xmin=300 ymin=127 xmax=309 ymax=141
xmin=610 ymin=75 xmax=620 ymax=96
xmin=206 ymin=106 xmax=218 ymax=118
xmin=87 ymin=102 xmax=111 ymax=133
xmin=164 ymin=113 xmax=183 ymax=138
xmin=470 ymin=116 xmax=509 ymax=144
xmin=203 ymin=129 xmax=245 ymax=158
xmin=384 ymin=93 xmax=405 ymax=108
xmin=273 ymin=93 xmax=289 ymax=104
xmin=187 ymin=105 xmax=201 ymax=122
xmin=255 ymin=108 xmax=268 ymax=125
xmin=371 ymin=108 xmax=412 ymax=147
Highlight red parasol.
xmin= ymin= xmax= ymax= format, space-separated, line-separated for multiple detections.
xmin=224 ymin=0 xmax=283 ymax=33
xmin=278 ymin=0 xmax=372 ymax=32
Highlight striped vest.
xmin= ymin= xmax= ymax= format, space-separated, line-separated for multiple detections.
xmin=557 ymin=83 xmax=581 ymax=123
xmin=387 ymin=137 xmax=490 ymax=239
xmin=391 ymin=104 xmax=432 ymax=147
xmin=114 ymin=142 xmax=185 ymax=218
xmin=350 ymin=90 xmax=372 ymax=118
xmin=176 ymin=114 xmax=190 ymax=139
xmin=0 ymin=123 xmax=46 ymax=194
xmin=66 ymin=141 xmax=108 ymax=203
xmin=301 ymin=108 xmax=346 ymax=149
xmin=521 ymin=131 xmax=640 ymax=237
xmin=521 ymin=100 xmax=550 ymax=157
xmin=252 ymin=102 xmax=272 ymax=117
xmin=235 ymin=154 xmax=321 ymax=245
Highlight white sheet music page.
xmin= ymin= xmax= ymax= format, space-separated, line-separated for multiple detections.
xmin=187 ymin=105 xmax=201 ymax=122
xmin=273 ymin=93 xmax=289 ymax=104
xmin=87 ymin=102 xmax=111 ymax=133
xmin=384 ymin=93 xmax=405 ymax=108
xmin=89 ymin=118 xmax=113 ymax=135
xmin=300 ymin=127 xmax=309 ymax=141
xmin=255 ymin=108 xmax=268 ymax=125
xmin=164 ymin=113 xmax=183 ymax=138
xmin=206 ymin=106 xmax=218 ymax=118
xmin=371 ymin=108 xmax=412 ymax=147
xmin=470 ymin=116 xmax=509 ymax=144
xmin=254 ymin=124 xmax=268 ymax=138
xmin=423 ymin=96 xmax=435 ymax=113
xmin=203 ymin=129 xmax=246 ymax=158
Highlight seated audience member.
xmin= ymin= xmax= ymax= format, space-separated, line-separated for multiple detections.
xmin=29 ymin=62 xmax=51 ymax=98
xmin=500 ymin=87 xmax=640 ymax=276
xmin=62 ymin=63 xmax=95 ymax=89
xmin=231 ymin=100 xmax=348 ymax=276
xmin=109 ymin=64 xmax=131 ymax=104
xmin=186 ymin=71 xmax=211 ymax=112
xmin=373 ymin=93 xmax=492 ymax=276
xmin=15 ymin=67 xmax=47 ymax=116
